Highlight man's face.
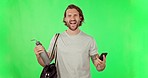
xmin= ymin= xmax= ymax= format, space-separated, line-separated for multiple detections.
xmin=64 ymin=8 xmax=81 ymax=31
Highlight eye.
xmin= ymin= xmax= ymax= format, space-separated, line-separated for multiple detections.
xmin=74 ymin=14 xmax=78 ymax=17
xmin=68 ymin=14 xmax=71 ymax=17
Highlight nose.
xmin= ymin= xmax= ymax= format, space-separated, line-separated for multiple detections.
xmin=71 ymin=15 xmax=75 ymax=20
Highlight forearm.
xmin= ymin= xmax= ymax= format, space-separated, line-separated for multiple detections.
xmin=91 ymin=54 xmax=106 ymax=72
xmin=36 ymin=54 xmax=45 ymax=67
xmin=36 ymin=52 xmax=53 ymax=67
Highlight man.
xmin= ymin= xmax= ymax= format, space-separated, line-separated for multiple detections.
xmin=34 ymin=4 xmax=106 ymax=78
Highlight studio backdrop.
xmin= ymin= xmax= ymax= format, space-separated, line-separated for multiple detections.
xmin=0 ymin=0 xmax=148 ymax=78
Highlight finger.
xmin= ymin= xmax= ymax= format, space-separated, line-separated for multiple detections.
xmin=34 ymin=47 xmax=38 ymax=53
xmin=103 ymin=55 xmax=106 ymax=63
xmin=36 ymin=45 xmax=44 ymax=49
xmin=36 ymin=46 xmax=44 ymax=51
xmin=97 ymin=61 xmax=102 ymax=65
xmin=34 ymin=47 xmax=43 ymax=54
xmin=35 ymin=51 xmax=43 ymax=55
xmin=98 ymin=58 xmax=103 ymax=64
xmin=38 ymin=51 xmax=43 ymax=54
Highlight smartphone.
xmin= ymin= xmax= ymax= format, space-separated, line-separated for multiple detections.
xmin=99 ymin=53 xmax=108 ymax=61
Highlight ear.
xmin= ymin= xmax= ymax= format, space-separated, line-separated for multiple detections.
xmin=80 ymin=16 xmax=82 ymax=21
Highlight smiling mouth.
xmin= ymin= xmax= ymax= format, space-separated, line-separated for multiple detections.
xmin=70 ymin=22 xmax=76 ymax=24
xmin=69 ymin=20 xmax=77 ymax=24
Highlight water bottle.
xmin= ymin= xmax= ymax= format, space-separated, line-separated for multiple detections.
xmin=35 ymin=41 xmax=50 ymax=65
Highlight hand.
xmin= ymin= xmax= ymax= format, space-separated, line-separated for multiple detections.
xmin=34 ymin=45 xmax=45 ymax=57
xmin=97 ymin=55 xmax=106 ymax=71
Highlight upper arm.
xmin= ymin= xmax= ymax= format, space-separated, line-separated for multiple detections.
xmin=89 ymin=38 xmax=98 ymax=56
xmin=47 ymin=34 xmax=58 ymax=62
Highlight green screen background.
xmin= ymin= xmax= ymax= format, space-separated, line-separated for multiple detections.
xmin=0 ymin=0 xmax=148 ymax=78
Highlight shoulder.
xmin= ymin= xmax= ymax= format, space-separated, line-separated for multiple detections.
xmin=51 ymin=32 xmax=66 ymax=38
xmin=81 ymin=31 xmax=94 ymax=39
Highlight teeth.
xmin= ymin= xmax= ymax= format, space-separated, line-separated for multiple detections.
xmin=70 ymin=22 xmax=76 ymax=24
xmin=70 ymin=23 xmax=76 ymax=24
xmin=70 ymin=20 xmax=76 ymax=24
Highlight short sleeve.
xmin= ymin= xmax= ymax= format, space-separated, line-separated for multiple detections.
xmin=47 ymin=34 xmax=56 ymax=54
xmin=89 ymin=38 xmax=98 ymax=56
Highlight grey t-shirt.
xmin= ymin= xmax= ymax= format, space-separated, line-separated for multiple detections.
xmin=48 ymin=31 xmax=98 ymax=78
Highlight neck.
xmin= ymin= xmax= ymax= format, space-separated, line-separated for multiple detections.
xmin=66 ymin=28 xmax=80 ymax=36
